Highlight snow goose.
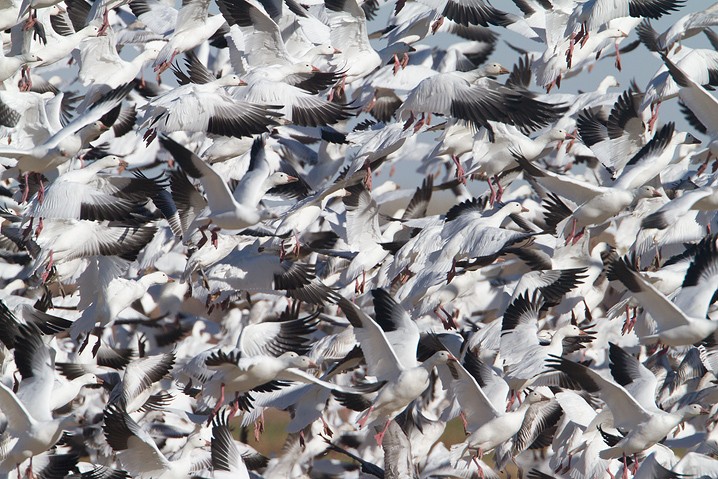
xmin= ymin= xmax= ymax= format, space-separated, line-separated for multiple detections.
xmin=403 ymin=200 xmax=533 ymax=291
xmin=574 ymin=83 xmax=650 ymax=176
xmin=337 ymin=182 xmax=402 ymax=288
xmin=534 ymin=27 xmax=628 ymax=89
xmin=0 ymin=326 xmax=80 ymax=476
xmin=209 ymin=410 xmax=250 ymax=479
xmin=0 ymin=89 xmax=60 ymax=149
xmin=336 ymin=290 xmax=456 ymax=445
xmin=74 ymin=31 xmax=165 ymax=108
xmin=0 ymin=51 xmax=41 ymax=83
xmin=199 ymin=241 xmax=340 ymax=305
xmin=140 ymin=73 xmax=282 ymax=141
xmin=12 ymin=324 xmax=101 ymax=415
xmin=23 ymin=155 xmax=144 ymax=223
xmin=0 ymin=295 xmax=72 ymax=348
xmin=160 ymin=135 xmax=295 ymax=242
xmin=639 ymin=46 xmax=718 ymax=129
xmin=614 ymin=121 xmax=701 ymax=189
xmin=30 ymin=13 xmax=102 ymax=68
xmin=467 ymin=124 xmax=573 ymax=202
xmin=236 ymin=64 xmax=356 ymax=127
xmin=151 ymin=0 xmax=226 ymax=73
xmin=660 ymin=50 xmax=718 ymax=140
xmin=71 ymin=264 xmax=173 ymax=340
xmin=605 ymin=235 xmax=718 ymax=346
xmin=323 ymin=0 xmax=382 ymax=92
xmin=27 ymin=218 xmax=157 ymax=281
xmin=216 ymin=0 xmax=339 ymax=69
xmin=545 ymin=354 xmax=709 ymax=464
xmin=428 ymin=0 xmax=510 ymax=28
xmin=560 ymin=184 xmax=662 ymax=244
xmin=656 ymin=2 xmax=718 ymax=51
xmin=196 ymin=349 xmax=355 ymax=414
xmin=447 ymin=349 xmax=560 ymax=474
xmin=102 ymin=404 xmax=210 ymax=479
xmin=0 ymin=83 xmax=131 ymax=182
xmin=105 ymin=352 xmax=176 ymax=412
xmin=499 ymin=291 xmax=592 ymax=394
xmin=641 ymin=186 xmax=718 ymax=230
xmin=564 ymin=0 xmax=684 ymax=45
xmin=398 ymin=65 xmax=568 ymax=135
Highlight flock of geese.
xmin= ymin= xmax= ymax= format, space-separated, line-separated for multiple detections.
xmin=3 ymin=0 xmax=718 ymax=477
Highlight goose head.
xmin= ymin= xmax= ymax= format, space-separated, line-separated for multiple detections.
xmin=524 ymin=390 xmax=549 ymax=404
xmin=21 ymin=53 xmax=42 ymax=64
xmin=139 ymin=271 xmax=174 ymax=286
xmin=281 ymin=352 xmax=318 ymax=369
xmin=310 ymin=44 xmax=341 ymax=57
xmin=424 ymin=350 xmax=458 ymax=369
xmin=75 ymin=372 xmax=103 ymax=387
xmin=498 ymin=201 xmax=530 ymax=216
xmin=548 ymin=128 xmax=575 ymax=142
xmin=597 ymin=75 xmax=619 ymax=93
xmin=265 ymin=171 xmax=299 ymax=188
xmin=680 ymin=403 xmax=710 ymax=419
xmin=480 ymin=62 xmax=511 ymax=77
xmin=186 ymin=433 xmax=210 ymax=449
xmin=633 ymin=185 xmax=663 ymax=200
xmin=217 ymin=74 xmax=247 ymax=87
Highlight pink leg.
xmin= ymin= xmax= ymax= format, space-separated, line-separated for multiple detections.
xmin=452 ymin=155 xmax=466 ymax=185
xmin=357 ymin=406 xmax=374 ymax=429
xmin=41 ymin=250 xmax=54 ymax=283
xmin=413 ymin=113 xmax=426 ymax=133
xmin=363 ymin=163 xmax=373 ymax=190
xmin=487 ymin=179 xmax=496 ymax=206
xmin=579 ymin=22 xmax=589 ymax=47
xmin=21 ymin=172 xmax=30 ymax=203
xmin=565 ymin=218 xmax=578 ymax=245
xmin=648 ymin=102 xmax=661 ymax=132
xmin=214 ymin=383 xmax=226 ymax=415
xmin=403 ymin=111 xmax=415 ymax=131
xmin=614 ymin=41 xmax=622 ymax=71
xmin=494 ymin=176 xmax=504 ymax=203
xmin=37 ymin=174 xmax=45 ymax=203
xmin=431 ymin=16 xmax=444 ymax=34
xmin=19 ymin=66 xmax=32 ymax=92
xmin=566 ymin=35 xmax=576 ymax=68
xmin=571 ymin=228 xmax=585 ymax=245
xmin=155 ymin=50 xmax=179 ymax=74
xmin=321 ymin=416 xmax=333 ymax=436
xmin=23 ymin=9 xmax=36 ymax=31
xmin=460 ymin=411 xmax=469 ymax=435
xmin=98 ymin=8 xmax=110 ymax=36
xmin=447 ymin=259 xmax=456 ymax=284
xmin=374 ymin=419 xmax=391 ymax=446
xmin=621 ymin=455 xmax=629 ymax=479
xmin=254 ymin=410 xmax=265 ymax=442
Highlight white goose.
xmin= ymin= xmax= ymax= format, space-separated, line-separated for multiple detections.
xmin=161 ymin=135 xmax=296 ymax=241
xmin=71 ymin=265 xmax=173 ymax=340
xmin=103 ymin=404 xmax=210 ymax=479
xmin=545 ymin=353 xmax=709 ymax=462
xmin=0 ymin=326 xmax=80 ymax=476
xmin=605 ymin=235 xmax=718 ymax=346
xmin=140 ymin=75 xmax=282 ymax=139
xmin=337 ymin=290 xmax=456 ymax=445
xmin=152 ymin=0 xmax=226 ymax=73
